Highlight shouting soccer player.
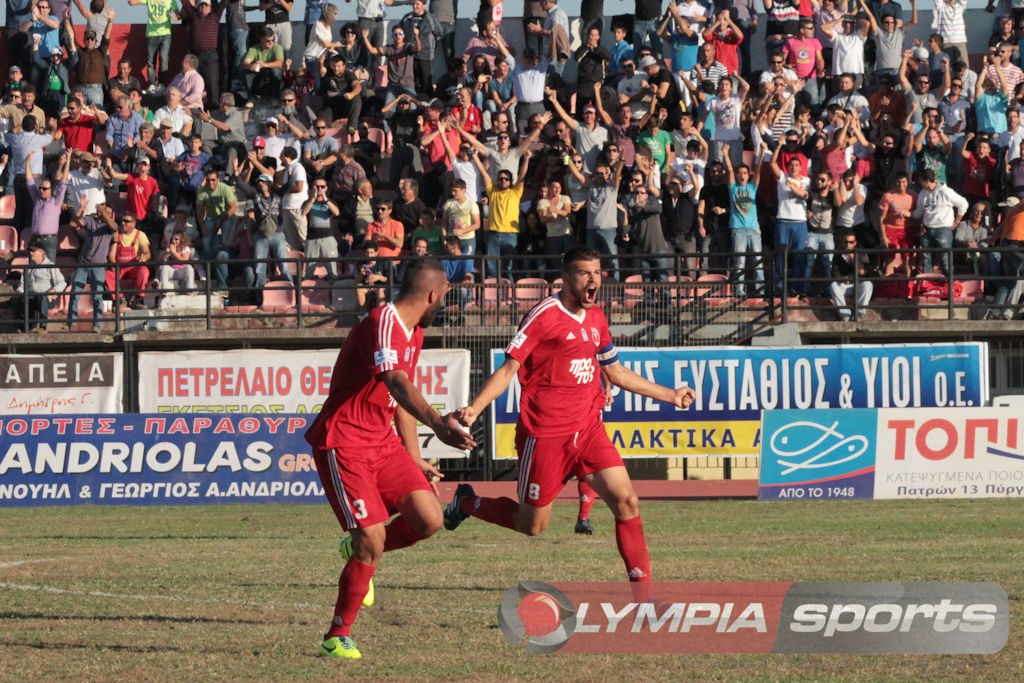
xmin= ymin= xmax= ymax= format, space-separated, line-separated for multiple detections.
xmin=306 ymin=259 xmax=476 ymax=660
xmin=449 ymin=246 xmax=696 ymax=589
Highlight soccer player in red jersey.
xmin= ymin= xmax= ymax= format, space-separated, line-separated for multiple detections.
xmin=449 ymin=246 xmax=696 ymax=590
xmin=306 ymin=259 xmax=476 ymax=660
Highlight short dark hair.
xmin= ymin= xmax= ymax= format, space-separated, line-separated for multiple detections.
xmin=921 ymin=169 xmax=937 ymax=183
xmin=562 ymin=246 xmax=602 ymax=272
xmin=444 ymin=235 xmax=461 ymax=248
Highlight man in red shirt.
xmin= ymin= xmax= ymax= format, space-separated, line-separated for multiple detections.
xmin=106 ymin=158 xmax=162 ymax=244
xmin=701 ymin=11 xmax=744 ymax=75
xmin=57 ymin=100 xmax=109 ymax=152
xmin=305 ymin=259 xmax=475 ymax=660
xmin=447 ymin=246 xmax=697 ymax=593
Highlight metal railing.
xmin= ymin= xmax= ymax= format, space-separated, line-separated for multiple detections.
xmin=3 ymin=246 xmax=1021 ymax=335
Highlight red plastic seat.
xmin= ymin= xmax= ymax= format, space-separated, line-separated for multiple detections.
xmin=0 ymin=223 xmax=17 ymax=251
xmin=298 ymin=279 xmax=331 ymax=312
xmin=0 ymin=194 xmax=16 ymax=222
xmin=696 ymin=274 xmax=731 ymax=305
xmin=514 ymin=277 xmax=549 ymax=310
xmin=260 ymin=281 xmax=296 ymax=312
xmin=623 ymin=274 xmax=645 ymax=309
xmin=482 ymin=277 xmax=512 ymax=309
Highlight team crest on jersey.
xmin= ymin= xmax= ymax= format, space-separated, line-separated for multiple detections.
xmin=591 ymin=327 xmax=600 ymax=345
xmin=569 ymin=358 xmax=595 ymax=384
xmin=374 ymin=348 xmax=399 ymax=367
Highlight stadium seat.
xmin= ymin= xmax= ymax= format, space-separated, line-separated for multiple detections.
xmin=0 ymin=224 xmax=18 ymax=252
xmin=278 ymin=250 xmax=304 ymax=280
xmin=696 ymin=274 xmax=731 ymax=305
xmin=623 ymin=274 xmax=645 ymax=309
xmin=482 ymin=277 xmax=512 ymax=308
xmin=550 ymin=277 xmax=563 ymax=295
xmin=364 ymin=127 xmax=388 ymax=155
xmin=298 ymin=279 xmax=331 ymax=312
xmin=598 ymin=277 xmax=622 ymax=307
xmin=667 ymin=275 xmax=693 ymax=305
xmin=0 ymin=196 xmax=16 ymax=224
xmin=260 ymin=281 xmax=296 ymax=312
xmin=514 ymin=277 xmax=548 ymax=309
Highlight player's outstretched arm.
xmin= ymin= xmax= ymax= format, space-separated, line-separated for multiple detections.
xmin=456 ymin=357 xmax=522 ymax=427
xmin=603 ymin=361 xmax=696 ymax=409
xmin=382 ymin=370 xmax=477 ymax=451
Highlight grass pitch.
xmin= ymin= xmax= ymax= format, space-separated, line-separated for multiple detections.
xmin=0 ymin=499 xmax=1021 ymax=681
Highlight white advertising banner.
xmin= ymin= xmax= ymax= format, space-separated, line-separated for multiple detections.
xmin=0 ymin=354 xmax=123 ymax=414
xmin=137 ymin=348 xmax=472 ymax=458
xmin=874 ymin=408 xmax=1024 ymax=499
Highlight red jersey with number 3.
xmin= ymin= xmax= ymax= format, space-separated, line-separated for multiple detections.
xmin=506 ymin=296 xmax=618 ymax=438
xmin=305 ymin=303 xmax=422 ymax=451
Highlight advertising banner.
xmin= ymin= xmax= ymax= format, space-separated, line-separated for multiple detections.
xmin=0 ymin=414 xmax=320 ymax=507
xmin=759 ymin=408 xmax=1024 ymax=500
xmin=491 ymin=344 xmax=988 ymax=459
xmin=137 ymin=348 xmax=471 ymax=458
xmin=0 ymin=354 xmax=123 ymax=414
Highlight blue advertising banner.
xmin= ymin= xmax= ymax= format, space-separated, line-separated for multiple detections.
xmin=490 ymin=343 xmax=988 ymax=459
xmin=0 ymin=414 xmax=321 ymax=507
xmin=759 ymin=409 xmax=878 ymax=500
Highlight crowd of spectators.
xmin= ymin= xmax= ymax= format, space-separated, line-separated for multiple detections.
xmin=2 ymin=0 xmax=1024 ymax=331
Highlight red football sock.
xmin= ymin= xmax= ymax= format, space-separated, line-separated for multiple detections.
xmin=325 ymin=557 xmax=376 ymax=639
xmin=461 ymin=495 xmax=517 ymax=530
xmin=577 ymin=480 xmax=596 ymax=519
xmin=615 ymin=516 xmax=652 ymax=583
xmin=383 ymin=515 xmax=424 ymax=553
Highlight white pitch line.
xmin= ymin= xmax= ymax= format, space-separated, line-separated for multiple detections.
xmin=0 ymin=559 xmax=62 ymax=569
xmin=0 ymin=581 xmax=491 ymax=614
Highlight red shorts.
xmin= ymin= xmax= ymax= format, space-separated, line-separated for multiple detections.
xmin=514 ymin=419 xmax=623 ymax=508
xmin=884 ymin=226 xmax=913 ymax=250
xmin=313 ymin=442 xmax=432 ymax=530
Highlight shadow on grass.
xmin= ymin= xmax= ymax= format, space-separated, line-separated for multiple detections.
xmin=0 ymin=639 xmax=196 ymax=654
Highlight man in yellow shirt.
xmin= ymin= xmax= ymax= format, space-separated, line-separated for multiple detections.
xmin=473 ymin=147 xmax=531 ymax=278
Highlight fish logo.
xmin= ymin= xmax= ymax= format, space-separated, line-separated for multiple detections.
xmin=770 ymin=421 xmax=870 ymax=476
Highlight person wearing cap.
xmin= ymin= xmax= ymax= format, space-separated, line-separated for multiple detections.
xmin=168 ymin=54 xmax=206 ymax=110
xmin=14 ymin=236 xmax=66 ymax=332
xmin=67 ymin=201 xmax=116 ymax=332
xmin=989 ymin=196 xmax=1024 ymax=319
xmin=68 ymin=150 xmax=105 ymax=217
xmin=242 ymin=28 xmax=285 ymax=100
xmin=70 ymin=11 xmax=114 ymax=107
xmin=56 ymin=97 xmax=108 ymax=152
xmin=104 ymin=152 xmax=163 ymax=239
xmin=490 ymin=32 xmax=546 ymax=134
xmin=153 ymin=86 xmax=194 ymax=137
xmin=25 ymin=149 xmax=70 ymax=263
xmin=152 ymin=117 xmax=185 ymax=182
xmin=822 ymin=1 xmax=876 ymax=90
xmin=178 ymin=0 xmax=226 ymax=106
xmin=546 ymin=85 xmax=608 ymax=175
xmin=31 ymin=31 xmax=72 ymax=120
xmin=261 ymin=116 xmax=299 ymax=165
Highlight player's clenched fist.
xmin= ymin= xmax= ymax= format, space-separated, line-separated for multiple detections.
xmin=672 ymin=387 xmax=696 ymax=409
xmin=454 ymin=406 xmax=479 ymax=427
